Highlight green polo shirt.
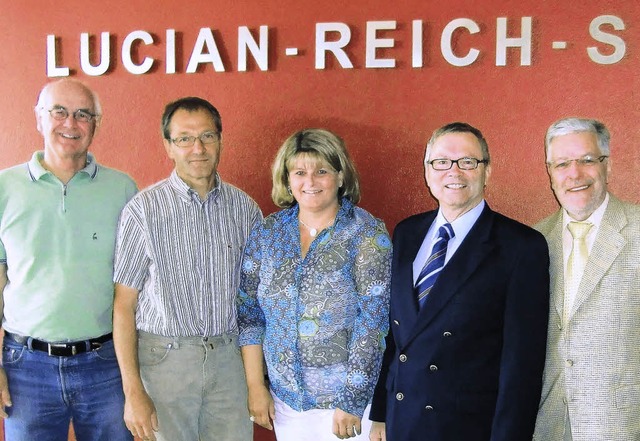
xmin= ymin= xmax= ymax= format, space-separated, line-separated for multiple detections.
xmin=0 ymin=151 xmax=137 ymax=341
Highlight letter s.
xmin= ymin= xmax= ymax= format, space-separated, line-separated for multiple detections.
xmin=587 ymin=15 xmax=625 ymax=65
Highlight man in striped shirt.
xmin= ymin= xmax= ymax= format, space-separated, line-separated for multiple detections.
xmin=113 ymin=97 xmax=262 ymax=441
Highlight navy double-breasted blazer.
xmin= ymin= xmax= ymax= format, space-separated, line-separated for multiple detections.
xmin=370 ymin=205 xmax=550 ymax=441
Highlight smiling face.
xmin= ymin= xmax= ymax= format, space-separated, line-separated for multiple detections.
xmin=547 ymin=131 xmax=610 ymax=221
xmin=288 ymin=153 xmax=343 ymax=215
xmin=36 ymin=80 xmax=98 ymax=165
xmin=425 ymin=131 xmax=491 ymax=221
xmin=163 ymin=107 xmax=222 ymax=193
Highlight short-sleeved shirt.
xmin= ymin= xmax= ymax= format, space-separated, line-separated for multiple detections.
xmin=0 ymin=151 xmax=138 ymax=341
xmin=114 ymin=171 xmax=262 ymax=337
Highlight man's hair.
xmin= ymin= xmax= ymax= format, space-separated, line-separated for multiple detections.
xmin=271 ymin=128 xmax=360 ymax=208
xmin=425 ymin=122 xmax=490 ymax=163
xmin=161 ymin=97 xmax=222 ymax=139
xmin=545 ymin=117 xmax=610 ymax=158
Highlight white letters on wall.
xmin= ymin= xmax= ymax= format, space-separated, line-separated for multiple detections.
xmin=441 ymin=18 xmax=480 ymax=67
xmin=412 ymin=20 xmax=423 ymax=68
xmin=122 ymin=30 xmax=154 ymax=75
xmin=588 ymin=15 xmax=626 ymax=64
xmin=166 ymin=29 xmax=176 ymax=74
xmin=186 ymin=28 xmax=225 ymax=73
xmin=496 ymin=17 xmax=532 ymax=66
xmin=80 ymin=32 xmax=110 ymax=76
xmin=365 ymin=21 xmax=396 ymax=68
xmin=45 ymin=15 xmax=629 ymax=77
xmin=46 ymin=35 xmax=70 ymax=77
xmin=315 ymin=22 xmax=353 ymax=69
xmin=238 ymin=25 xmax=269 ymax=71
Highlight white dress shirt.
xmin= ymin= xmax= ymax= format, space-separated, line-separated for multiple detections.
xmin=413 ymin=200 xmax=485 ymax=285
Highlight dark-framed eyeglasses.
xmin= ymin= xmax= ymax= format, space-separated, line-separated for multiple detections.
xmin=428 ymin=157 xmax=489 ymax=171
xmin=47 ymin=106 xmax=98 ymax=123
xmin=547 ymin=155 xmax=608 ymax=170
xmin=170 ymin=131 xmax=220 ymax=148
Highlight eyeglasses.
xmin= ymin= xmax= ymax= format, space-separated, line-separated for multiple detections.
xmin=170 ymin=131 xmax=220 ymax=148
xmin=428 ymin=157 xmax=489 ymax=171
xmin=547 ymin=155 xmax=608 ymax=170
xmin=47 ymin=107 xmax=98 ymax=123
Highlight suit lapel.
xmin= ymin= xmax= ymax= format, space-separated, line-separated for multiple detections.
xmin=394 ymin=212 xmax=436 ymax=332
xmin=406 ymin=205 xmax=496 ymax=343
xmin=569 ymin=196 xmax=627 ymax=320
xmin=545 ymin=212 xmax=565 ymax=321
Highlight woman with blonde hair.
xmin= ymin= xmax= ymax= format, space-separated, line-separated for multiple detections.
xmin=238 ymin=128 xmax=391 ymax=440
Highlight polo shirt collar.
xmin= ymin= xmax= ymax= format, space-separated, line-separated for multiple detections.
xmin=27 ymin=151 xmax=98 ymax=182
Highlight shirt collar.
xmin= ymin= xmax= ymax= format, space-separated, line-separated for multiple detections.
xmin=27 ymin=151 xmax=98 ymax=182
xmin=433 ymin=199 xmax=485 ymax=242
xmin=335 ymin=198 xmax=355 ymax=225
xmin=168 ymin=169 xmax=221 ymax=202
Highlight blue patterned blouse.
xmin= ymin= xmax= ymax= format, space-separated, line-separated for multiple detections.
xmin=237 ymin=198 xmax=392 ymax=418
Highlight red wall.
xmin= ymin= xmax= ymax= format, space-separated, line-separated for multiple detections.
xmin=1 ymin=1 xmax=639 ymax=440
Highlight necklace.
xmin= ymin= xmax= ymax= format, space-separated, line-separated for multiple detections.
xmin=299 ymin=217 xmax=334 ymax=237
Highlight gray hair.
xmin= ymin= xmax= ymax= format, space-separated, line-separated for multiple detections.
xmin=545 ymin=117 xmax=610 ymax=158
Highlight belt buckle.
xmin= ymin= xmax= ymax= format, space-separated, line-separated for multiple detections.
xmin=48 ymin=343 xmax=75 ymax=356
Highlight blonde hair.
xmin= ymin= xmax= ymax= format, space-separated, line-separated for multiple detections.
xmin=271 ymin=128 xmax=360 ymax=208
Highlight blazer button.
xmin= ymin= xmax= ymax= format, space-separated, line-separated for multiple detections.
xmin=393 ymin=320 xmax=400 ymax=326
xmin=425 ymin=405 xmax=434 ymax=411
xmin=399 ymin=354 xmax=407 ymax=362
xmin=429 ymin=364 xmax=438 ymax=372
xmin=443 ymin=331 xmax=452 ymax=337
xmin=396 ymin=392 xmax=404 ymax=401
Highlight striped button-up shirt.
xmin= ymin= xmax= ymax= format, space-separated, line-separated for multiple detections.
xmin=114 ymin=171 xmax=262 ymax=337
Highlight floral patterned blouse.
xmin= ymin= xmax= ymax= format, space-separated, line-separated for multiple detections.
xmin=237 ymin=198 xmax=392 ymax=417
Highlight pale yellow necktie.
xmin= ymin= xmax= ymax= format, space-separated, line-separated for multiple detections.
xmin=564 ymin=221 xmax=593 ymax=324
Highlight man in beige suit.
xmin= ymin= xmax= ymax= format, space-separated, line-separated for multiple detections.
xmin=533 ymin=117 xmax=640 ymax=441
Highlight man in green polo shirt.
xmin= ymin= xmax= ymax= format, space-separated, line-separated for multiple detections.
xmin=0 ymin=79 xmax=137 ymax=440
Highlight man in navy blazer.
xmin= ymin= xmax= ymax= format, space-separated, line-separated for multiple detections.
xmin=369 ymin=122 xmax=550 ymax=441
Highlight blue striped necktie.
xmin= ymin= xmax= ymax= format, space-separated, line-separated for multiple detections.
xmin=415 ymin=223 xmax=455 ymax=308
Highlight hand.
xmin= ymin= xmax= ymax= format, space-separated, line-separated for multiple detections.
xmin=0 ymin=367 xmax=12 ymax=418
xmin=123 ymin=388 xmax=159 ymax=440
xmin=332 ymin=408 xmax=362 ymax=439
xmin=247 ymin=383 xmax=275 ymax=430
xmin=369 ymin=421 xmax=386 ymax=441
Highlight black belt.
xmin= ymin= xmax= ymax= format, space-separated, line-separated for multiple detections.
xmin=5 ymin=331 xmax=112 ymax=357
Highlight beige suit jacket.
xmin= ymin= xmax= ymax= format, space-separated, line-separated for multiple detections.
xmin=533 ymin=195 xmax=640 ymax=441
